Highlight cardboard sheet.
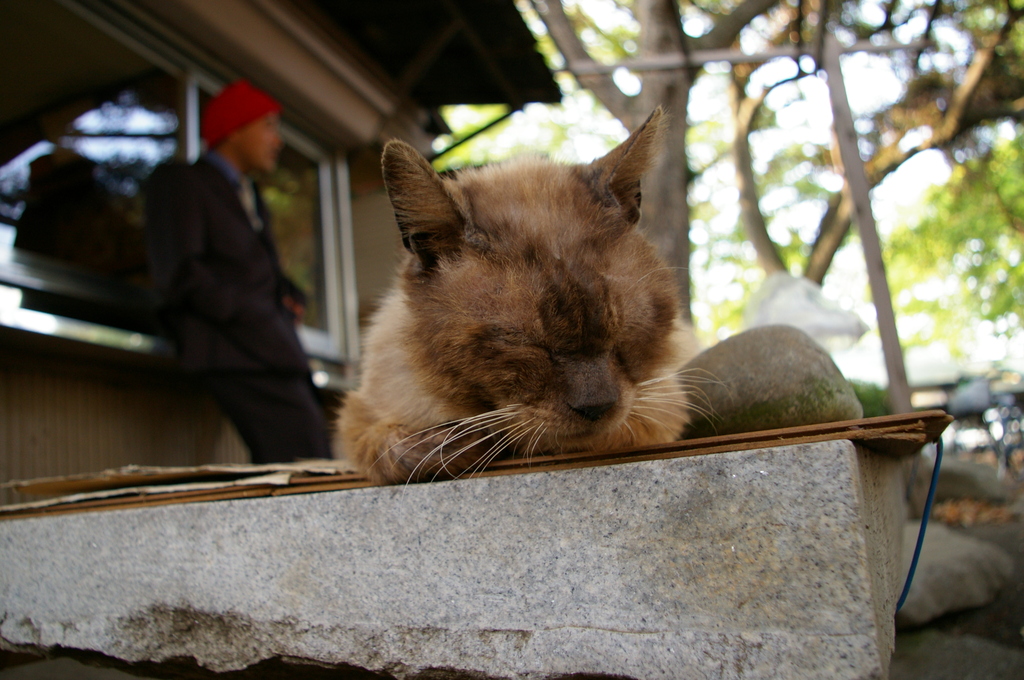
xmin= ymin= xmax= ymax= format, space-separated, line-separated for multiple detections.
xmin=0 ymin=410 xmax=951 ymax=520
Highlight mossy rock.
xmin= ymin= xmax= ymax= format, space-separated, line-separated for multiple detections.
xmin=682 ymin=325 xmax=863 ymax=439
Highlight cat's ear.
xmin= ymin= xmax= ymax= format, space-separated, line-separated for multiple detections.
xmin=381 ymin=140 xmax=464 ymax=272
xmin=588 ymin=107 xmax=666 ymax=225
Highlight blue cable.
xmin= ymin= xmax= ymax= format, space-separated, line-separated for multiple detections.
xmin=896 ymin=436 xmax=944 ymax=611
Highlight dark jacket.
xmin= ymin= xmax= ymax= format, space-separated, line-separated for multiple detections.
xmin=145 ymin=159 xmax=309 ymax=372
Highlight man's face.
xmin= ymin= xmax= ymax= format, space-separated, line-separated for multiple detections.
xmin=221 ymin=113 xmax=283 ymax=175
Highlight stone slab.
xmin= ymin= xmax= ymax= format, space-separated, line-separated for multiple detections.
xmin=0 ymin=440 xmax=905 ymax=679
xmin=895 ymin=521 xmax=1015 ymax=629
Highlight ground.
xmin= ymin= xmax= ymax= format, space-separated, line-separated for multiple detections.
xmin=890 ymin=483 xmax=1024 ymax=680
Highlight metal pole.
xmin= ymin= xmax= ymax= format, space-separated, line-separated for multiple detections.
xmin=564 ymin=40 xmax=931 ymax=74
xmin=822 ymin=33 xmax=913 ymax=413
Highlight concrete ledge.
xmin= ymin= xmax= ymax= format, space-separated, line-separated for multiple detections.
xmin=1 ymin=440 xmax=905 ymax=679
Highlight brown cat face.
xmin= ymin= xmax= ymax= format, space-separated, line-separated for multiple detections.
xmin=382 ymin=109 xmax=688 ymax=452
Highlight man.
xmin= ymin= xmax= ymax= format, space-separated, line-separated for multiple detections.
xmin=145 ymin=80 xmax=332 ymax=463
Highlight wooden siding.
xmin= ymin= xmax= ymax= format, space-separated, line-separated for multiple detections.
xmin=0 ymin=355 xmax=248 ymax=507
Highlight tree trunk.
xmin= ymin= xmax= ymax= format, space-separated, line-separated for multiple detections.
xmin=805 ymin=190 xmax=852 ymax=284
xmin=639 ymin=78 xmax=694 ymax=320
xmin=729 ymin=76 xmax=786 ymax=275
xmin=532 ymin=0 xmax=791 ymax=318
xmin=633 ymin=0 xmax=694 ymax=319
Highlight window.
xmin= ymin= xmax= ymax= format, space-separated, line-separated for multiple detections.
xmin=2 ymin=72 xmax=179 ymax=285
xmin=0 ymin=0 xmax=353 ymax=365
xmin=263 ymin=143 xmax=327 ymax=332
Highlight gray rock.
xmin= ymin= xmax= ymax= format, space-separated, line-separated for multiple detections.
xmin=1010 ymin=494 xmax=1024 ymax=519
xmin=682 ymin=325 xmax=863 ymax=439
xmin=1 ymin=440 xmax=907 ymax=680
xmin=908 ymin=456 xmax=1010 ymax=517
xmin=896 ymin=520 xmax=1014 ymax=629
xmin=890 ymin=630 xmax=1024 ymax=680
xmin=936 ymin=457 xmax=1011 ymax=503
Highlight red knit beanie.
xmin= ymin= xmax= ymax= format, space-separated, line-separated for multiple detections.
xmin=201 ymin=80 xmax=282 ymax=149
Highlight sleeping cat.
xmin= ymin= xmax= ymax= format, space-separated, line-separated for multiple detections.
xmin=336 ymin=108 xmax=701 ymax=484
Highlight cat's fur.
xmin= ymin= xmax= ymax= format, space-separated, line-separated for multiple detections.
xmin=336 ymin=108 xmax=701 ymax=484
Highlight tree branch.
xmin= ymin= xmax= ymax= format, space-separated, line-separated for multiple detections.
xmin=729 ymin=75 xmax=787 ymax=274
xmin=805 ymin=190 xmax=853 ymax=283
xmin=868 ymin=12 xmax=1020 ymax=182
xmin=694 ymin=0 xmax=782 ymax=50
xmin=933 ymin=33 xmax=1002 ymax=140
xmin=529 ymin=0 xmax=631 ymax=119
xmin=636 ymin=0 xmax=687 ymax=59
xmin=803 ymin=11 xmax=1021 ymax=280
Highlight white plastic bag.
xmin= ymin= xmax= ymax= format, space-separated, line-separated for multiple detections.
xmin=744 ymin=272 xmax=868 ymax=351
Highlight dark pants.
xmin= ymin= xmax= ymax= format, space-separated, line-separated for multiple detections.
xmin=200 ymin=371 xmax=332 ymax=464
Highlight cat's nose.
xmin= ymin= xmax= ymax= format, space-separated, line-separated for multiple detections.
xmin=570 ymin=399 xmax=616 ymax=422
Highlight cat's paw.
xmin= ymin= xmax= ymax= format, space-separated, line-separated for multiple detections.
xmin=369 ymin=423 xmax=499 ymax=484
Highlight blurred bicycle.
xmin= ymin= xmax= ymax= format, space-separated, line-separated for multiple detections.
xmin=945 ymin=377 xmax=1024 ymax=481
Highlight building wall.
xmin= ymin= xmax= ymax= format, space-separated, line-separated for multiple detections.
xmin=0 ymin=340 xmax=248 ymax=507
xmin=352 ymin=188 xmax=403 ymax=317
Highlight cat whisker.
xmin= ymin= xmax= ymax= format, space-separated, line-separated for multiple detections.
xmin=433 ymin=427 xmax=504 ymax=478
xmin=461 ymin=439 xmax=514 ymax=479
xmin=674 ymin=365 xmax=723 ymax=379
xmin=676 ymin=366 xmax=726 ymax=383
xmin=633 ymin=390 xmax=692 ymax=405
xmin=682 ymin=377 xmax=727 ymax=392
xmin=551 ymin=426 xmax=567 ymax=452
xmin=371 ymin=426 xmax=441 ymax=472
xmin=683 ymin=403 xmax=717 ymax=423
xmin=641 ymin=366 xmax=727 ymax=391
xmin=676 ymin=371 xmax=732 ymax=416
xmin=525 ymin=421 xmax=550 ymax=465
xmin=638 ymin=399 xmax=687 ymax=413
xmin=486 ymin=419 xmax=537 ymax=460
xmin=670 ymin=386 xmax=719 ymax=422
xmin=636 ymin=394 xmax=684 ymax=403
xmin=524 ymin=423 xmax=548 ymax=465
xmin=635 ymin=378 xmax=718 ymax=420
xmin=438 ymin=406 xmax=523 ymax=441
xmin=624 ymin=266 xmax=689 ymax=295
xmin=664 ymin=386 xmax=724 ymax=435
xmin=457 ymin=418 xmax=537 ymax=479
xmin=634 ymin=392 xmax=693 ymax=404
xmin=635 ymin=389 xmax=694 ymax=401
xmin=683 ymin=392 xmax=718 ymax=421
xmin=631 ymin=403 xmax=688 ymax=420
xmin=636 ymin=392 xmax=717 ymax=423
xmin=434 ymin=410 xmax=519 ymax=456
xmin=476 ymin=439 xmax=519 ymax=476
xmin=620 ymin=417 xmax=638 ymax=444
xmin=441 ymin=412 xmax=536 ymax=480
xmin=637 ymin=381 xmax=689 ymax=390
xmin=629 ymin=409 xmax=670 ymax=430
xmin=372 ymin=409 xmax=510 ymax=471
xmin=630 ymin=385 xmax=688 ymax=395
xmin=637 ymin=374 xmax=676 ymax=388
xmin=388 ymin=406 xmax=523 ymax=484
xmin=429 ymin=415 xmax=526 ymax=481
xmin=386 ymin=422 xmax=477 ymax=481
